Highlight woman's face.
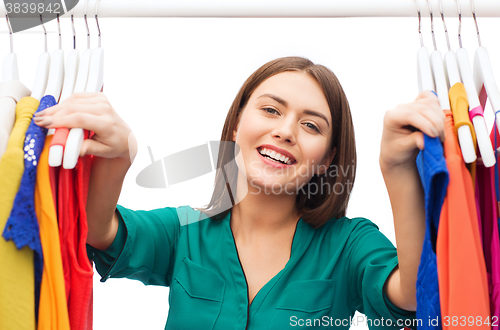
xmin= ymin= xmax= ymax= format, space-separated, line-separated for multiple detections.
xmin=232 ymin=71 xmax=336 ymax=195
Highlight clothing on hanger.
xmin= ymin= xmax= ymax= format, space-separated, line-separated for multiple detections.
xmin=3 ymin=95 xmax=56 ymax=317
xmin=0 ymin=96 xmax=39 ymax=330
xmin=57 ymin=129 xmax=94 ymax=330
xmin=475 ymin=154 xmax=500 ymax=326
xmin=437 ymin=109 xmax=490 ymax=329
xmin=478 ymin=86 xmax=500 ymax=323
xmin=35 ymin=134 xmax=71 ymax=330
xmin=415 ymin=133 xmax=449 ymax=330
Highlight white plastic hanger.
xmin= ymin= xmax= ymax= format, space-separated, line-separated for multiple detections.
xmin=0 ymin=13 xmax=18 ymax=156
xmin=63 ymin=0 xmax=104 ymax=169
xmin=44 ymin=14 xmax=65 ymax=102
xmin=60 ymin=10 xmax=80 ymax=102
xmin=451 ymin=0 xmax=494 ymax=167
xmin=31 ymin=14 xmax=51 ymax=102
xmin=416 ymin=0 xmax=476 ymax=161
xmin=73 ymin=0 xmax=93 ymax=95
xmin=416 ymin=0 xmax=434 ymax=94
xmin=48 ymin=9 xmax=82 ymax=167
xmin=2 ymin=13 xmax=18 ymax=82
xmin=471 ymin=1 xmax=500 ymax=141
xmin=0 ymin=12 xmax=31 ymax=158
xmin=439 ymin=1 xmax=476 ymax=163
xmin=426 ymin=0 xmax=448 ymax=109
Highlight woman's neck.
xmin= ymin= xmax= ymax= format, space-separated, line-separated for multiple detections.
xmin=230 ymin=172 xmax=301 ymax=245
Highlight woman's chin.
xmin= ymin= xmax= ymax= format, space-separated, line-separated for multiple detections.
xmin=246 ymin=177 xmax=300 ymax=195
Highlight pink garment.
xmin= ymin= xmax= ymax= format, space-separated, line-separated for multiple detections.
xmin=475 ymin=161 xmax=500 ymax=327
xmin=479 ymin=86 xmax=500 ymax=326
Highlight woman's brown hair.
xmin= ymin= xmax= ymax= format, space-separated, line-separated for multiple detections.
xmin=195 ymin=56 xmax=356 ymax=228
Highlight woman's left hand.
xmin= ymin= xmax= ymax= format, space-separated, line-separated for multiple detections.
xmin=380 ymin=91 xmax=445 ymax=172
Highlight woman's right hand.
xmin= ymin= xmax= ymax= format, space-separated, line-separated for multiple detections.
xmin=34 ymin=92 xmax=137 ymax=164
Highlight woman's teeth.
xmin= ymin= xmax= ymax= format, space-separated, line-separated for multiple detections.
xmin=258 ymin=148 xmax=293 ymax=165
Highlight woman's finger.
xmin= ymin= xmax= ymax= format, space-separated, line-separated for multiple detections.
xmin=61 ymin=93 xmax=109 ymax=106
xmin=407 ymin=131 xmax=425 ymax=151
xmin=391 ymin=100 xmax=445 ymax=138
xmin=386 ymin=107 xmax=441 ymax=139
xmin=80 ymin=138 xmax=116 ymax=158
xmin=70 ymin=92 xmax=104 ymax=100
xmin=36 ymin=101 xmax=109 ymax=118
xmin=36 ymin=94 xmax=108 ymax=116
xmin=415 ymin=90 xmax=439 ymax=103
xmin=411 ymin=103 xmax=446 ymax=140
xmin=34 ymin=112 xmax=109 ymax=134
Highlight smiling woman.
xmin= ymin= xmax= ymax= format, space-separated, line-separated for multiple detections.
xmin=34 ymin=51 xmax=441 ymax=328
xmin=198 ymin=57 xmax=357 ymax=229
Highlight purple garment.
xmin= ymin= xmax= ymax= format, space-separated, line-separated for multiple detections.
xmin=476 ymin=161 xmax=500 ymax=327
xmin=2 ymin=95 xmax=56 ymax=318
xmin=485 ymin=127 xmax=500 ymax=328
xmin=479 ymin=89 xmax=500 ymax=325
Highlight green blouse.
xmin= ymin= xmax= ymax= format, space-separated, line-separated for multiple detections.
xmin=87 ymin=204 xmax=418 ymax=329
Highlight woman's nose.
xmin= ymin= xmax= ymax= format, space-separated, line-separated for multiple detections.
xmin=271 ymin=120 xmax=296 ymax=144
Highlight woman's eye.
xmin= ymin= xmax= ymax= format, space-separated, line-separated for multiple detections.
xmin=263 ymin=107 xmax=279 ymax=115
xmin=305 ymin=123 xmax=321 ymax=133
xmin=262 ymin=108 xmax=320 ymax=133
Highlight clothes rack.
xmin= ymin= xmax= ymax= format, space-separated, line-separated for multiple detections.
xmin=1 ymin=0 xmax=500 ymax=18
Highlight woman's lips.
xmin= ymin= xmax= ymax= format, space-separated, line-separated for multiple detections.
xmin=256 ymin=149 xmax=295 ymax=168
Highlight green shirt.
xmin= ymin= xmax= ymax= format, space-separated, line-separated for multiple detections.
xmin=87 ymin=204 xmax=417 ymax=329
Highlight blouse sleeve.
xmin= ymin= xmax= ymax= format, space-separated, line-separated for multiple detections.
xmin=346 ymin=218 xmax=417 ymax=329
xmin=87 ymin=204 xmax=181 ymax=287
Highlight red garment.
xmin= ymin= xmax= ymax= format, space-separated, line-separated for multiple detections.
xmin=49 ymin=165 xmax=59 ymax=212
xmin=437 ymin=110 xmax=490 ymax=328
xmin=58 ymin=130 xmax=94 ymax=330
xmin=58 ymin=168 xmax=75 ymax=301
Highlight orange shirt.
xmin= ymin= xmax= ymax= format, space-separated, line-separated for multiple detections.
xmin=437 ymin=110 xmax=490 ymax=328
xmin=35 ymin=135 xmax=70 ymax=330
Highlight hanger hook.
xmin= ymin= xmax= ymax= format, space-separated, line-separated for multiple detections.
xmin=5 ymin=4 xmax=13 ymax=53
xmin=39 ymin=1 xmax=47 ymax=53
xmin=84 ymin=0 xmax=90 ymax=49
xmin=414 ymin=0 xmax=424 ymax=47
xmin=71 ymin=8 xmax=76 ymax=49
xmin=425 ymin=0 xmax=437 ymax=51
xmin=454 ymin=0 xmax=462 ymax=48
xmin=57 ymin=13 xmax=61 ymax=50
xmin=438 ymin=0 xmax=451 ymax=50
xmin=95 ymin=0 xmax=101 ymax=48
xmin=470 ymin=0 xmax=481 ymax=47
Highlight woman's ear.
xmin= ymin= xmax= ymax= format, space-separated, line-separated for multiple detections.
xmin=317 ymin=147 xmax=337 ymax=175
xmin=232 ymin=118 xmax=240 ymax=142
xmin=232 ymin=128 xmax=237 ymax=142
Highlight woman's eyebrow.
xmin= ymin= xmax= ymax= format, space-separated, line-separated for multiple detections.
xmin=258 ymin=93 xmax=288 ymax=107
xmin=303 ymin=110 xmax=330 ymax=128
xmin=257 ymin=93 xmax=330 ymax=128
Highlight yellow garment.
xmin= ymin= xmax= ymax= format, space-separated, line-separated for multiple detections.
xmin=449 ymin=82 xmax=477 ymax=182
xmin=0 ymin=96 xmax=40 ymax=330
xmin=35 ymin=135 xmax=70 ymax=330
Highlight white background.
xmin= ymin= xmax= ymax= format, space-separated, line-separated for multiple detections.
xmin=2 ymin=8 xmax=500 ymax=330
